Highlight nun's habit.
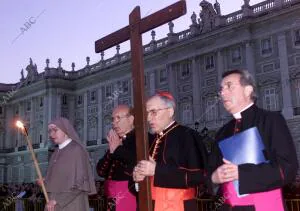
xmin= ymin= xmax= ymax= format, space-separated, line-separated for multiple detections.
xmin=45 ymin=117 xmax=96 ymax=211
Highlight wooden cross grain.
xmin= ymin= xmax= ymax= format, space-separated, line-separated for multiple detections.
xmin=95 ymin=1 xmax=186 ymax=210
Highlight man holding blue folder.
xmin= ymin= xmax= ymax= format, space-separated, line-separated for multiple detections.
xmin=211 ymin=69 xmax=298 ymax=211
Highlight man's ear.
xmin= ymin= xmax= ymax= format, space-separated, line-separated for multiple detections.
xmin=168 ymin=107 xmax=175 ymax=118
xmin=129 ymin=115 xmax=134 ymax=125
xmin=245 ymin=85 xmax=253 ymax=98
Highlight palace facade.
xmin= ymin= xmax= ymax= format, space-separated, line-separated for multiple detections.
xmin=0 ymin=0 xmax=300 ymax=183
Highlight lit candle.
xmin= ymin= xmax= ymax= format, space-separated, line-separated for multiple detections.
xmin=15 ymin=120 xmax=49 ymax=203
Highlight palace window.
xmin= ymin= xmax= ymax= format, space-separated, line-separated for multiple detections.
xmin=294 ymin=29 xmax=300 ymax=46
xmin=39 ymin=97 xmax=44 ymax=107
xmin=182 ymin=103 xmax=192 ymax=124
xmin=231 ymin=47 xmax=242 ymax=63
xmin=105 ymin=85 xmax=112 ymax=98
xmin=103 ymin=117 xmax=111 ymax=140
xmin=205 ymin=55 xmax=215 ymax=70
xmin=77 ymin=95 xmax=82 ymax=105
xmin=205 ymin=98 xmax=218 ymax=121
xmin=295 ymin=79 xmax=300 ymax=106
xmin=159 ymin=69 xmax=167 ymax=83
xmin=180 ymin=62 xmax=191 ymax=78
xmin=62 ymin=95 xmax=67 ymax=105
xmin=88 ymin=117 xmax=97 ymax=141
xmin=121 ymin=81 xmax=129 ymax=93
xmin=26 ymin=101 xmax=31 ymax=111
xmin=90 ymin=91 xmax=96 ymax=102
xmin=263 ymin=87 xmax=278 ymax=111
xmin=261 ymin=38 xmax=272 ymax=55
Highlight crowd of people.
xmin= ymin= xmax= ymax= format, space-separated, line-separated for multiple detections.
xmin=0 ymin=177 xmax=299 ymax=200
xmin=0 ymin=183 xmax=44 ymax=200
xmin=0 ymin=181 xmax=106 ymax=200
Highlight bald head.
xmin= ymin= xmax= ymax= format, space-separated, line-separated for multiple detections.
xmin=112 ymin=105 xmax=134 ymax=137
xmin=113 ymin=105 xmax=132 ymax=115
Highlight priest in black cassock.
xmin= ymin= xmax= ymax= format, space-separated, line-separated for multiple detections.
xmin=133 ymin=92 xmax=209 ymax=211
xmin=210 ymin=69 xmax=298 ymax=211
xmin=96 ymin=105 xmax=137 ymax=211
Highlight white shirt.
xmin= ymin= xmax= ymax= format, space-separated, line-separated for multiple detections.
xmin=59 ymin=138 xmax=72 ymax=149
xmin=233 ymin=103 xmax=254 ymax=119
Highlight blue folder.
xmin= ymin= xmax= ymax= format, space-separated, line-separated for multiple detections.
xmin=218 ymin=127 xmax=268 ymax=197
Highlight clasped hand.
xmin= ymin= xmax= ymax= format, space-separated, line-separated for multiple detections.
xmin=133 ymin=157 xmax=156 ymax=182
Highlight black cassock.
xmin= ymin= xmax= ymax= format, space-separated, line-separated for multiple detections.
xmin=96 ymin=130 xmax=137 ymax=210
xmin=97 ymin=130 xmax=137 ymax=191
xmin=210 ymin=104 xmax=298 ymax=211
xmin=149 ymin=121 xmax=209 ymax=211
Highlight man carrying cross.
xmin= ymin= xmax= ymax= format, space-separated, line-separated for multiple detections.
xmin=133 ymin=92 xmax=209 ymax=211
xmin=95 ymin=2 xmax=191 ymax=210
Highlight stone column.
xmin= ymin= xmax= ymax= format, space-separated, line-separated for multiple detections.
xmin=7 ymin=166 xmax=12 ymax=183
xmin=216 ymin=50 xmax=226 ymax=124
xmin=18 ymin=102 xmax=25 ymax=146
xmin=4 ymin=106 xmax=14 ymax=148
xmin=30 ymin=97 xmax=36 ymax=144
xmin=56 ymin=92 xmax=62 ymax=118
xmin=245 ymin=41 xmax=256 ymax=75
xmin=192 ymin=57 xmax=201 ymax=121
xmin=167 ymin=64 xmax=176 ymax=97
xmin=68 ymin=95 xmax=76 ymax=125
xmin=167 ymin=64 xmax=178 ymax=118
xmin=149 ymin=71 xmax=155 ymax=96
xmin=216 ymin=50 xmax=224 ymax=84
xmin=277 ymin=33 xmax=293 ymax=118
xmin=43 ymin=94 xmax=49 ymax=146
xmin=113 ymin=84 xmax=119 ymax=107
xmin=83 ymin=92 xmax=88 ymax=146
xmin=97 ymin=88 xmax=103 ymax=144
xmin=19 ymin=165 xmax=24 ymax=183
xmin=47 ymin=89 xmax=57 ymax=121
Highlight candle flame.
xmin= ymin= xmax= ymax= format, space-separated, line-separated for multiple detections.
xmin=16 ymin=120 xmax=25 ymax=129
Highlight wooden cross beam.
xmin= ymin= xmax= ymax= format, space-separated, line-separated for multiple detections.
xmin=95 ymin=1 xmax=186 ymax=211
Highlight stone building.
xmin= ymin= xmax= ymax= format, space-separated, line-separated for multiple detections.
xmin=0 ymin=0 xmax=299 ymax=183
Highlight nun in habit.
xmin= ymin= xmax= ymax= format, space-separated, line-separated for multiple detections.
xmin=44 ymin=117 xmax=96 ymax=211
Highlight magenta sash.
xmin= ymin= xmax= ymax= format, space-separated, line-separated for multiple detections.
xmin=223 ymin=181 xmax=284 ymax=211
xmin=104 ymin=180 xmax=136 ymax=211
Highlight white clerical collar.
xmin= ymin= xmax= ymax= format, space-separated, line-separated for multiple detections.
xmin=59 ymin=138 xmax=72 ymax=149
xmin=233 ymin=103 xmax=254 ymax=119
xmin=159 ymin=121 xmax=175 ymax=136
xmin=121 ymin=129 xmax=134 ymax=140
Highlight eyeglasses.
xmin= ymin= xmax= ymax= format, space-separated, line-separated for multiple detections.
xmin=146 ymin=107 xmax=170 ymax=117
xmin=219 ymin=82 xmax=241 ymax=94
xmin=111 ymin=114 xmax=130 ymax=122
xmin=48 ymin=127 xmax=58 ymax=134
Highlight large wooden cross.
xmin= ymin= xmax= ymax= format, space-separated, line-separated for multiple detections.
xmin=95 ymin=1 xmax=186 ymax=210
